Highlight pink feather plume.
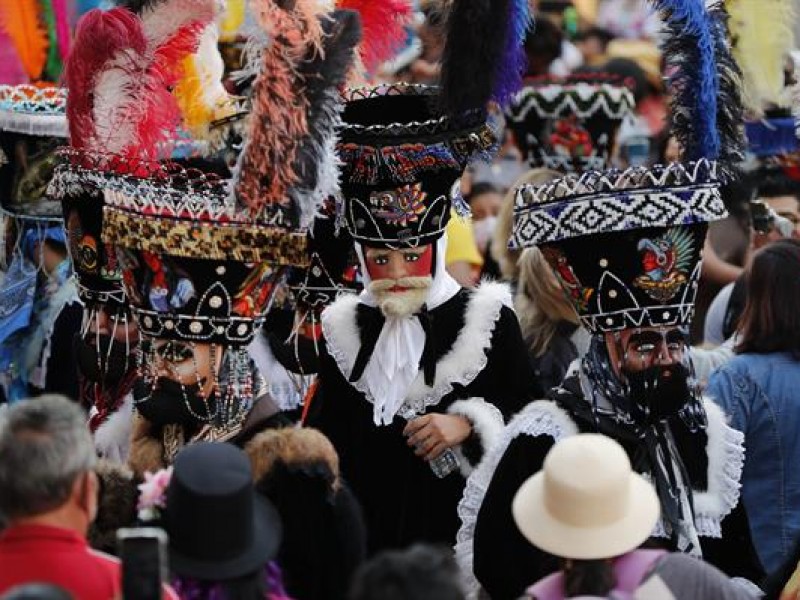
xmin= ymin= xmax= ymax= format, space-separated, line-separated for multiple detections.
xmin=51 ymin=0 xmax=71 ymax=62
xmin=337 ymin=0 xmax=412 ymax=73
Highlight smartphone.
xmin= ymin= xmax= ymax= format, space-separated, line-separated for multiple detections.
xmin=118 ymin=527 xmax=168 ymax=600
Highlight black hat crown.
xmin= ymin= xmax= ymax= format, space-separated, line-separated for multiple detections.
xmin=511 ymin=160 xmax=726 ymax=333
xmin=337 ymin=83 xmax=496 ymax=248
xmin=506 ymin=75 xmax=635 ymax=173
xmin=164 ymin=442 xmax=281 ymax=579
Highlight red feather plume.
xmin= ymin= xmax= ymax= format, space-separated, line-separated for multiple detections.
xmin=337 ymin=0 xmax=412 ymax=73
xmin=65 ymin=8 xmax=147 ymax=149
xmin=66 ymin=4 xmax=213 ymax=162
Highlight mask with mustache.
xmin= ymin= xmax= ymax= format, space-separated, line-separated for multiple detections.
xmin=623 ymin=363 xmax=692 ymax=424
xmin=132 ymin=377 xmax=217 ymax=427
xmin=369 ymin=276 xmax=432 ymax=318
xmin=73 ymin=334 xmax=133 ymax=387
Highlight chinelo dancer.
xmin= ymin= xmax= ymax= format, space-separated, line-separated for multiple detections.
xmin=456 ymin=2 xmax=765 ymax=599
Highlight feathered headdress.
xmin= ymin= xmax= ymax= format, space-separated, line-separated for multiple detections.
xmin=725 ymin=0 xmax=795 ymax=116
xmin=0 ymin=0 xmax=49 ymax=82
xmin=114 ymin=0 xmax=240 ymax=146
xmin=66 ymin=2 xmax=215 ymax=159
xmin=234 ymin=0 xmax=361 ymax=224
xmin=439 ymin=0 xmax=533 ymax=114
xmin=336 ymin=0 xmax=412 ymax=75
xmin=652 ymin=0 xmax=744 ymax=170
xmin=707 ymin=1 xmax=746 ymax=167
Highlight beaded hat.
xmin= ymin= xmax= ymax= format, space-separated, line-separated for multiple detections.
xmin=337 ymin=83 xmax=496 ymax=248
xmin=510 ymin=160 xmax=726 ymax=333
xmin=505 ymin=75 xmax=635 ymax=173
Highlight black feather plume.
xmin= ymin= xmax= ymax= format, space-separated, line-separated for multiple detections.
xmin=439 ymin=0 xmax=511 ymax=114
xmin=707 ymin=0 xmax=746 ymax=177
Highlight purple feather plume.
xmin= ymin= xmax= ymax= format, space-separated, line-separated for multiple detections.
xmin=492 ymin=0 xmax=531 ymax=106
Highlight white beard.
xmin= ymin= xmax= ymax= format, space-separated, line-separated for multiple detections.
xmin=369 ymin=276 xmax=432 ymax=319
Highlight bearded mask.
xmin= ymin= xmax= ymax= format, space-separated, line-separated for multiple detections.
xmin=623 ymin=363 xmax=692 ymax=424
xmin=364 ymin=245 xmax=434 ymax=319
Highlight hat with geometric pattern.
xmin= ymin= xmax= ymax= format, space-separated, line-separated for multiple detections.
xmin=510 ymin=160 xmax=726 ymax=333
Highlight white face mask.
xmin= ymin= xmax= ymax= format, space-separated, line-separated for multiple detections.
xmin=473 ymin=216 xmax=498 ymax=252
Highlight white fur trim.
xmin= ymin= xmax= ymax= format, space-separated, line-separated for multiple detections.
xmin=322 ymin=281 xmax=513 ymax=420
xmin=447 ymin=398 xmax=505 ymax=477
xmin=93 ymin=393 xmax=134 ymax=464
xmin=454 ymin=400 xmax=579 ymax=599
xmin=692 ymin=398 xmax=744 ymax=536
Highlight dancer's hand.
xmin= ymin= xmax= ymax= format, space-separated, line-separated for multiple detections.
xmin=404 ymin=414 xmax=472 ymax=461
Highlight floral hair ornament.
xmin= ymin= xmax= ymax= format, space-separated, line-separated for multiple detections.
xmin=137 ymin=466 xmax=174 ymax=522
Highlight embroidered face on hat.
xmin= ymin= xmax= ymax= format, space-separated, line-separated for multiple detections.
xmin=337 ymin=83 xmax=496 ymax=248
xmin=506 ymin=75 xmax=635 ymax=174
xmin=511 ymin=160 xmax=726 ymax=333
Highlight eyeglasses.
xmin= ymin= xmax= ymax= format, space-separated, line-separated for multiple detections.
xmin=624 ymin=329 xmax=687 ymax=358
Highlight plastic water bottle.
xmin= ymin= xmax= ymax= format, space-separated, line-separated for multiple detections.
xmin=429 ymin=448 xmax=460 ymax=479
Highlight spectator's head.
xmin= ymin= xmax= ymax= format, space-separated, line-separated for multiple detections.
xmin=0 ymin=396 xmax=97 ymax=534
xmin=349 ymin=544 xmax=463 ymax=600
xmin=491 ymin=169 xmax=562 ymax=281
xmin=524 ymin=18 xmax=563 ymax=76
xmin=736 ymin=239 xmax=800 ymax=357
xmin=513 ymin=434 xmax=660 ymax=597
xmin=163 ymin=443 xmax=282 ymax=592
xmin=756 ymin=169 xmax=800 ymax=239
xmin=467 ymin=182 xmax=502 ymax=222
xmin=468 ymin=183 xmax=503 ymax=252
xmin=516 ymin=247 xmax=579 ymax=357
xmin=575 ymin=27 xmax=614 ymax=65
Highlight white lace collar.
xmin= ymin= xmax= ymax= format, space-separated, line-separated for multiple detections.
xmin=321 ymin=280 xmax=512 ymax=421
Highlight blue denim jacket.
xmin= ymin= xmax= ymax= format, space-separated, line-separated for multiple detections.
xmin=707 ymin=352 xmax=800 ymax=573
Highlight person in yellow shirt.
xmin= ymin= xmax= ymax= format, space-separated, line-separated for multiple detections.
xmin=445 ymin=210 xmax=483 ymax=287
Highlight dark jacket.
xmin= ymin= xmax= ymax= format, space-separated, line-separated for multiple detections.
xmin=309 ymin=283 xmax=537 ymax=554
xmin=470 ymin=377 xmax=764 ymax=600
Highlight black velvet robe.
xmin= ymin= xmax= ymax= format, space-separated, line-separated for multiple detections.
xmin=471 ymin=378 xmax=765 ymax=600
xmin=308 ymin=284 xmax=537 ymax=554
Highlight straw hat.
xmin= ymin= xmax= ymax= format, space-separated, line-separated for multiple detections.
xmin=512 ymin=434 xmax=660 ymax=560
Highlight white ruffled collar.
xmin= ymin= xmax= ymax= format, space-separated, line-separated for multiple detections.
xmin=322 ymin=280 xmax=513 ymax=422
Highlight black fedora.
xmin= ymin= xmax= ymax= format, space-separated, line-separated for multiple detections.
xmin=163 ymin=442 xmax=282 ymax=580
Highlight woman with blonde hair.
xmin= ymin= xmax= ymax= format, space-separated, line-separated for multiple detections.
xmin=490 ymin=169 xmax=562 ymax=284
xmin=515 ymin=247 xmax=590 ymax=392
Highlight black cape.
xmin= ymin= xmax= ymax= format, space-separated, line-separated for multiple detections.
xmin=469 ymin=375 xmax=764 ymax=600
xmin=308 ymin=283 xmax=537 ymax=554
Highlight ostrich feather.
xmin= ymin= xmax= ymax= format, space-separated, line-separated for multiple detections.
xmin=0 ymin=0 xmax=49 ymax=81
xmin=139 ymin=0 xmax=218 ymax=82
xmin=173 ymin=23 xmax=238 ymax=139
xmin=651 ymin=0 xmax=720 ymax=161
xmin=336 ymin=0 xmax=411 ymax=74
xmin=219 ymin=0 xmax=245 ymax=42
xmin=493 ymin=0 xmax=531 ymax=105
xmin=291 ymin=9 xmax=361 ymax=226
xmin=66 ymin=8 xmax=148 ymax=148
xmin=40 ymin=0 xmax=63 ymax=81
xmin=707 ymin=1 xmax=745 ymax=172
xmin=51 ymin=0 xmax=70 ymax=62
xmin=234 ymin=0 xmax=325 ymax=218
xmin=0 ymin=29 xmax=28 ymax=84
xmin=439 ymin=0 xmax=531 ymax=115
xmin=67 ymin=5 xmax=205 ymax=159
xmin=726 ymin=0 xmax=794 ymax=116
